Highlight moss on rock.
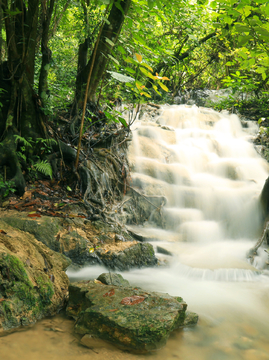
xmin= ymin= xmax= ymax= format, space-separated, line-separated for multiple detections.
xmin=0 ymin=219 xmax=70 ymax=334
xmin=67 ymin=277 xmax=198 ymax=352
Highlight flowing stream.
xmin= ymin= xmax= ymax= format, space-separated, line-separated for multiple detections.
xmin=2 ymin=105 xmax=269 ymax=360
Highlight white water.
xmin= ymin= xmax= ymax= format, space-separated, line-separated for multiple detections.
xmin=68 ymin=105 xmax=269 ymax=359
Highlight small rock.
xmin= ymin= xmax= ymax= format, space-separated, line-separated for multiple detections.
xmin=184 ymin=311 xmax=199 ymax=326
xmin=97 ymin=273 xmax=129 ymax=287
xmin=156 ymin=246 xmax=173 ymax=256
xmin=115 ymin=234 xmax=127 ymax=242
xmin=81 ymin=334 xmax=116 ymax=350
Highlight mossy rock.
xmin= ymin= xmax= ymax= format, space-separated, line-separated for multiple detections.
xmin=0 ymin=219 xmax=70 ymax=334
xmin=67 ymin=278 xmax=198 ymax=352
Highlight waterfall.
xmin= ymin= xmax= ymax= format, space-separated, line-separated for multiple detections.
xmin=68 ymin=105 xmax=269 ymax=360
xmin=127 ymin=105 xmax=269 ymax=279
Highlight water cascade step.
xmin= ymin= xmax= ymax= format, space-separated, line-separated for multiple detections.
xmin=128 ymin=105 xmax=269 ymax=273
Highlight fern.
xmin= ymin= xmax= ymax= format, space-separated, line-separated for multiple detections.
xmin=34 ymin=160 xmax=53 ymax=179
xmin=14 ymin=135 xmax=33 ymax=148
xmin=36 ymin=138 xmax=57 ymax=146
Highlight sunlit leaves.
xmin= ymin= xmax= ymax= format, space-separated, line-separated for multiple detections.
xmin=107 ymin=71 xmax=135 ymax=82
xmin=135 ymin=53 xmax=142 ymax=62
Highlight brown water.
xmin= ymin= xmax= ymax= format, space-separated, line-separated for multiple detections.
xmin=2 ymin=105 xmax=269 ymax=360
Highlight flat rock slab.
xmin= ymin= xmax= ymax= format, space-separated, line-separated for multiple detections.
xmin=67 ymin=276 xmax=198 ymax=352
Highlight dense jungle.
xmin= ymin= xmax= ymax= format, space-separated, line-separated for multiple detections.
xmin=1 ymin=0 xmax=269 ymax=359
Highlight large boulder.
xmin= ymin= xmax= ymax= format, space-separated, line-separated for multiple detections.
xmin=0 ymin=219 xmax=70 ymax=334
xmin=1 ymin=211 xmax=157 ymax=270
xmin=67 ymin=274 xmax=198 ymax=352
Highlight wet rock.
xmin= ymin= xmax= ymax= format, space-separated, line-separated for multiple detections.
xmin=96 ymin=242 xmax=157 ymax=271
xmin=1 ymin=212 xmax=157 ymax=270
xmin=67 ymin=277 xmax=198 ymax=352
xmin=0 ymin=220 xmax=70 ymax=334
xmin=97 ymin=273 xmax=129 ymax=287
xmin=1 ymin=214 xmax=96 ymax=266
xmin=156 ymin=246 xmax=173 ymax=256
xmin=184 ymin=311 xmax=199 ymax=326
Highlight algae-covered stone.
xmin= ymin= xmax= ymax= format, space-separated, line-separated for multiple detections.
xmin=67 ymin=279 xmax=198 ymax=352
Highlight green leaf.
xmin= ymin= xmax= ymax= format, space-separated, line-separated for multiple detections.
xmin=114 ymin=0 xmax=124 ymax=15
xmin=153 ymin=84 xmax=161 ymax=96
xmin=133 ymin=34 xmax=146 ymax=46
xmin=67 ymin=186 xmax=72 ymax=191
xmin=141 ymin=62 xmax=154 ymax=72
xmin=124 ymin=56 xmax=137 ymax=65
xmin=34 ymin=160 xmax=53 ymax=179
xmin=125 ymin=67 xmax=136 ymax=74
xmin=118 ymin=117 xmax=128 ymax=127
xmin=107 ymin=71 xmax=135 ymax=83
xmin=158 ymin=82 xmax=169 ymax=92
xmin=148 ymin=0 xmax=155 ymax=9
xmin=117 ymin=45 xmax=126 ymax=55
xmin=139 ymin=66 xmax=155 ymax=80
xmin=105 ymin=38 xmax=115 ymax=47
xmin=107 ymin=54 xmax=119 ymax=65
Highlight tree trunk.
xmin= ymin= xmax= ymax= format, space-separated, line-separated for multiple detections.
xmin=0 ymin=1 xmax=46 ymax=195
xmin=75 ymin=0 xmax=132 ymax=106
xmin=39 ymin=0 xmax=55 ymax=105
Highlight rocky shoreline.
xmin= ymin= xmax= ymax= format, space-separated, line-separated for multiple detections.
xmin=0 ymin=209 xmax=198 ymax=351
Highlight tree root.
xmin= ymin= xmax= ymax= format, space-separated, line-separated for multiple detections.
xmin=0 ymin=130 xmax=26 ymax=195
xmin=247 ymin=220 xmax=269 ymax=262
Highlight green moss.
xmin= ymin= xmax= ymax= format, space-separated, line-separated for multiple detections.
xmin=36 ymin=276 xmax=54 ymax=306
xmin=0 ymin=253 xmax=31 ymax=284
xmin=0 ymin=252 xmax=55 ymax=328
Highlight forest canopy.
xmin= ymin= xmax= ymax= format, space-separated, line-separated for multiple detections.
xmin=0 ymin=0 xmax=268 ymax=196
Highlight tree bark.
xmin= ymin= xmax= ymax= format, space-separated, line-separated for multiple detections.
xmin=38 ymin=0 xmax=55 ymax=105
xmin=75 ymin=0 xmax=132 ymax=106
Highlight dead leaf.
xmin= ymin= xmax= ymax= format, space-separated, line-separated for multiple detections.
xmin=120 ymin=296 xmax=145 ymax=305
xmin=0 ymin=298 xmax=6 ymax=303
xmin=94 ymin=279 xmax=103 ymax=284
xmin=35 ymin=190 xmax=48 ymax=196
xmin=27 ymin=213 xmax=41 ymax=218
xmin=22 ymin=190 xmax=32 ymax=200
xmin=109 ymin=309 xmax=118 ymax=312
xmin=103 ymin=289 xmax=115 ymax=297
xmin=0 ymin=230 xmax=7 ymax=235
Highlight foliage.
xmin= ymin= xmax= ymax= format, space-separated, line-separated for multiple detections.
xmin=14 ymin=136 xmax=54 ymax=180
xmin=206 ymin=93 xmax=269 ymax=121
xmin=33 ymin=161 xmax=53 ymax=180
xmin=0 ymin=177 xmax=16 ymax=199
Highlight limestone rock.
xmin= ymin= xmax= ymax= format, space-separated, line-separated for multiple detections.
xmin=96 ymin=242 xmax=157 ymax=271
xmin=0 ymin=220 xmax=70 ymax=334
xmin=67 ymin=277 xmax=198 ymax=352
xmin=1 ymin=212 xmax=157 ymax=270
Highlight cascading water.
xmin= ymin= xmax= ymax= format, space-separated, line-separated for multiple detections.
xmin=127 ymin=105 xmax=269 ymax=279
xmin=68 ymin=105 xmax=269 ymax=360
